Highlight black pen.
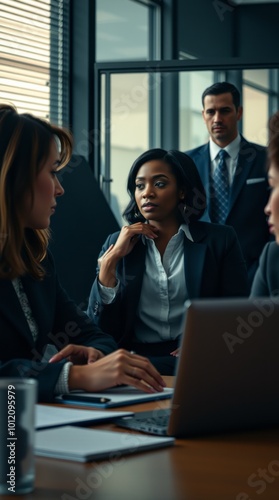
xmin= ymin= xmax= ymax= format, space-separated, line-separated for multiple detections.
xmin=61 ymin=395 xmax=111 ymax=404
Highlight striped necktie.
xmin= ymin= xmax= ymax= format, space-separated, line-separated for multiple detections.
xmin=210 ymin=149 xmax=229 ymax=224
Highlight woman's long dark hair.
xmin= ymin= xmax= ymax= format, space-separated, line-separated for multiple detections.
xmin=0 ymin=103 xmax=73 ymax=280
xmin=122 ymin=148 xmax=206 ymax=225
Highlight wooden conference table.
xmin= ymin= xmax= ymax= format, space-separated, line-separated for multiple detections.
xmin=14 ymin=377 xmax=279 ymax=500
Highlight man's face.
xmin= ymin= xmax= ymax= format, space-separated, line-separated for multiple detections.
xmin=202 ymin=92 xmax=243 ymax=147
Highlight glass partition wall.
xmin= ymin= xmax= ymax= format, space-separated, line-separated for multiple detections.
xmin=95 ymin=61 xmax=279 ymax=226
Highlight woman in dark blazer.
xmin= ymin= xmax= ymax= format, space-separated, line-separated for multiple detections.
xmin=251 ymin=111 xmax=279 ymax=297
xmin=87 ymin=149 xmax=249 ymax=374
xmin=0 ymin=105 xmax=165 ymax=401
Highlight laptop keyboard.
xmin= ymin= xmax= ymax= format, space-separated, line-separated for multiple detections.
xmin=114 ymin=409 xmax=171 ymax=436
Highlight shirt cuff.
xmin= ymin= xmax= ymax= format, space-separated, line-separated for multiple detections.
xmin=98 ymin=278 xmax=120 ymax=304
xmin=54 ymin=362 xmax=73 ymax=395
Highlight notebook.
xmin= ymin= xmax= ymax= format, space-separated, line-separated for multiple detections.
xmin=35 ymin=425 xmax=174 ymax=462
xmin=56 ymin=385 xmax=173 ymax=408
xmin=115 ymin=297 xmax=279 ymax=437
xmin=35 ymin=404 xmax=133 ymax=429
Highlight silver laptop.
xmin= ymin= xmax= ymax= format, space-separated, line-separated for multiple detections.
xmin=115 ymin=297 xmax=279 ymax=437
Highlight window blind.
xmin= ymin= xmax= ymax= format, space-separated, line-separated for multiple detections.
xmin=0 ymin=0 xmax=70 ymax=126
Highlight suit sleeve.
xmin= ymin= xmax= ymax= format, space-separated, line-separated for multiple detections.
xmin=0 ymin=266 xmax=118 ymax=403
xmin=0 ymin=252 xmax=118 ymax=403
xmin=219 ymin=226 xmax=250 ymax=297
xmin=250 ymin=243 xmax=272 ymax=297
xmin=0 ymin=359 xmax=64 ymax=403
xmin=52 ymin=269 xmax=118 ymax=355
xmin=0 ymin=281 xmax=118 ymax=403
xmin=87 ymin=233 xmax=117 ymax=316
xmin=87 ymin=233 xmax=126 ymax=344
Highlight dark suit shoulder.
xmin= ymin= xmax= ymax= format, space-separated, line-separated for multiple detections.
xmin=186 ymin=144 xmax=208 ymax=157
xmin=42 ymin=250 xmax=55 ymax=271
xmin=250 ymin=241 xmax=279 ymax=297
xmin=104 ymin=231 xmax=121 ymax=246
xmin=187 ymin=138 xmax=266 ymax=156
xmin=240 ymin=136 xmax=266 ymax=153
xmin=19 ymin=250 xmax=56 ymax=286
xmin=261 ymin=241 xmax=279 ymax=263
xmin=189 ymin=220 xmax=237 ymax=241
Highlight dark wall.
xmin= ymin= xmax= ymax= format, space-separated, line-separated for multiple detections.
xmin=177 ymin=0 xmax=235 ymax=58
xmin=236 ymin=5 xmax=279 ymax=60
xmin=50 ymin=156 xmax=120 ymax=307
xmin=177 ymin=0 xmax=279 ymax=64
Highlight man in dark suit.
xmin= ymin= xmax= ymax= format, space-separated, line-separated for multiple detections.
xmin=186 ymin=81 xmax=270 ymax=287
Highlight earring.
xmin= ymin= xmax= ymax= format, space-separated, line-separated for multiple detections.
xmin=134 ymin=209 xmax=141 ymax=218
xmin=178 ymin=201 xmax=190 ymax=224
xmin=178 ymin=199 xmax=187 ymax=213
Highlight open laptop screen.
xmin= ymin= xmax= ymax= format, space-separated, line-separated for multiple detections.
xmin=168 ymin=297 xmax=279 ymax=437
xmin=116 ymin=297 xmax=279 ymax=437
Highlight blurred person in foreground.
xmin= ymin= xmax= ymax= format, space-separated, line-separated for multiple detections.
xmin=251 ymin=111 xmax=279 ymax=297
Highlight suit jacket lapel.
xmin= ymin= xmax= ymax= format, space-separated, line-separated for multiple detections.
xmin=196 ymin=139 xmax=257 ymax=220
xmin=122 ymin=240 xmax=146 ymax=335
xmin=0 ymin=280 xmax=35 ymax=346
xmin=195 ymin=144 xmax=213 ymax=219
xmin=228 ymin=137 xmax=256 ymax=213
xmin=21 ymin=275 xmax=49 ymax=345
xmin=183 ymin=230 xmax=207 ymax=298
xmin=196 ymin=144 xmax=211 ymax=187
xmin=124 ymin=233 xmax=208 ymax=304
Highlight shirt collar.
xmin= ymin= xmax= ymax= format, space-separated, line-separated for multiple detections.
xmin=209 ymin=134 xmax=241 ymax=161
xmin=142 ymin=223 xmax=194 ymax=244
xmin=179 ymin=224 xmax=194 ymax=242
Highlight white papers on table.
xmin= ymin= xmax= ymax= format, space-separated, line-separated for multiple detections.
xmin=35 ymin=425 xmax=175 ymax=462
xmin=35 ymin=404 xmax=133 ymax=429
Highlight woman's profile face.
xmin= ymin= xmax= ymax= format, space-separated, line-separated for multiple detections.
xmin=134 ymin=159 xmax=185 ymax=224
xmin=265 ymin=163 xmax=279 ymax=244
xmin=23 ymin=138 xmax=64 ymax=229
